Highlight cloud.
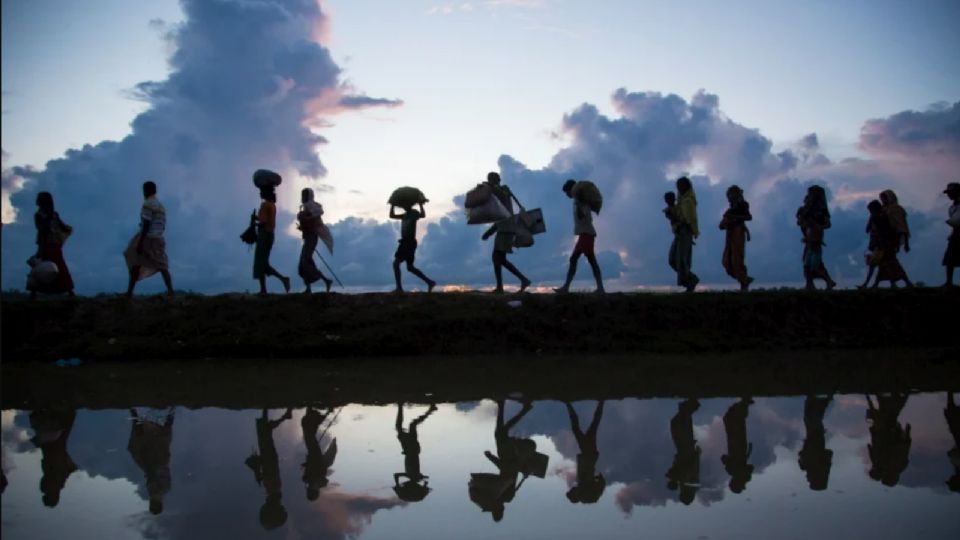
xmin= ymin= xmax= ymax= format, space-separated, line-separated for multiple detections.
xmin=859 ymin=101 xmax=960 ymax=157
xmin=336 ymin=94 xmax=404 ymax=110
xmin=0 ymin=0 xmax=400 ymax=294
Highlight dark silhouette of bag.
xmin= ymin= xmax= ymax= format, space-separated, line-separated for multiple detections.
xmin=253 ymin=169 xmax=282 ymax=189
xmin=466 ymin=196 xmax=510 ymax=225
xmin=464 ymin=183 xmax=493 ymax=209
xmin=572 ymin=181 xmax=603 ymax=214
xmin=388 ymin=186 xmax=428 ymax=207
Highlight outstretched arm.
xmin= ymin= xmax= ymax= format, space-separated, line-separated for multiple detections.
xmin=482 ymin=224 xmax=496 ymax=240
xmin=389 ymin=205 xmax=402 ymax=220
xmin=418 ymin=202 xmax=426 ymax=219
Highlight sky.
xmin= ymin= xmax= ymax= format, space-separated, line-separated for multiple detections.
xmin=2 ymin=0 xmax=959 ymax=293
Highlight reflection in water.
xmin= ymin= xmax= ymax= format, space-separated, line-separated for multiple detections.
xmin=721 ymin=397 xmax=754 ymax=494
xmin=946 ymin=393 xmax=960 ymax=492
xmin=245 ymin=408 xmax=293 ymax=530
xmin=866 ymin=394 xmax=912 ymax=487
xmin=30 ymin=408 xmax=78 ymax=507
xmin=394 ymin=402 xmax=437 ymax=502
xmin=2 ymin=392 xmax=959 ymax=539
xmin=301 ymin=407 xmax=338 ymax=501
xmin=798 ymin=395 xmax=834 ymax=491
xmin=469 ymin=399 xmax=549 ymax=522
xmin=564 ymin=400 xmax=606 ymax=504
xmin=667 ymin=398 xmax=701 ymax=505
xmin=127 ymin=408 xmax=175 ymax=514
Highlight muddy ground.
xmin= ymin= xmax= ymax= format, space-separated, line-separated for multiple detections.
xmin=2 ymin=287 xmax=956 ymax=362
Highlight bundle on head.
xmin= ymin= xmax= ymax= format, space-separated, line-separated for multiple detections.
xmin=253 ymin=169 xmax=282 ymax=189
xmin=388 ymin=186 xmax=428 ymax=208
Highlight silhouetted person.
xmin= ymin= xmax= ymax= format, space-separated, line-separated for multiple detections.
xmin=29 ymin=191 xmax=74 ymax=298
xmin=394 ymin=403 xmax=438 ymax=501
xmin=859 ymin=200 xmax=889 ymax=289
xmin=722 ymin=398 xmax=754 ymax=494
xmin=564 ymin=400 xmax=605 ymax=504
xmin=663 ymin=192 xmax=680 ymax=273
xmin=469 ymin=399 xmax=534 ymax=521
xmin=301 ymin=407 xmax=337 ymax=501
xmin=796 ymin=185 xmax=837 ymax=290
xmin=554 ymin=180 xmax=604 ymax=294
xmin=719 ymin=185 xmax=754 ymax=291
xmin=252 ymin=187 xmax=291 ymax=294
xmin=297 ymin=188 xmax=333 ymax=293
xmin=942 ymin=182 xmax=960 ymax=287
xmin=125 ymin=181 xmax=174 ymax=297
xmin=798 ymin=395 xmax=833 ymax=491
xmin=245 ymin=408 xmax=293 ymax=530
xmin=671 ymin=177 xmax=700 ymax=292
xmin=666 ymin=398 xmax=701 ymax=505
xmin=865 ymin=393 xmax=912 ymax=487
xmin=481 ymin=172 xmax=531 ymax=294
xmin=29 ymin=409 xmax=78 ymax=507
xmin=944 ymin=393 xmax=960 ymax=492
xmin=128 ymin=408 xmax=174 ymax=514
xmin=871 ymin=191 xmax=914 ymax=288
xmin=390 ymin=201 xmax=436 ymax=293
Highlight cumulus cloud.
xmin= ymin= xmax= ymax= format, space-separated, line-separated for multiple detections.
xmin=3 ymin=0 xmax=957 ymax=293
xmin=0 ymin=0 xmax=400 ymax=293
xmin=859 ymin=101 xmax=960 ymax=157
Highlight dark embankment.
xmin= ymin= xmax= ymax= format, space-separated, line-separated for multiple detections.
xmin=2 ymin=349 xmax=957 ymax=410
xmin=1 ymin=288 xmax=957 ymax=361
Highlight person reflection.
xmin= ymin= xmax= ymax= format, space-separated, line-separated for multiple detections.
xmin=393 ymin=402 xmax=438 ymax=502
xmin=469 ymin=399 xmax=534 ymax=521
xmin=666 ymin=398 xmax=700 ymax=505
xmin=245 ymin=408 xmax=293 ymax=530
xmin=722 ymin=397 xmax=755 ymax=494
xmin=30 ymin=409 xmax=78 ymax=507
xmin=865 ymin=393 xmax=912 ymax=487
xmin=128 ymin=408 xmax=174 ymax=515
xmin=945 ymin=393 xmax=960 ymax=492
xmin=301 ymin=407 xmax=338 ymax=502
xmin=798 ymin=395 xmax=834 ymax=491
xmin=564 ymin=400 xmax=606 ymax=504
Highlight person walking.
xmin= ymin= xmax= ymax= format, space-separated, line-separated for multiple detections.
xmin=296 ymin=188 xmax=333 ymax=293
xmin=390 ymin=200 xmax=436 ymax=293
xmin=252 ymin=186 xmax=291 ymax=295
xmin=796 ymin=185 xmax=837 ymax=290
xmin=943 ymin=182 xmax=960 ymax=287
xmin=125 ymin=181 xmax=174 ymax=297
xmin=29 ymin=192 xmax=75 ymax=297
xmin=481 ymin=172 xmax=531 ymax=293
xmin=554 ymin=180 xmax=604 ymax=294
xmin=719 ymin=185 xmax=754 ymax=291
xmin=670 ymin=176 xmax=700 ymax=292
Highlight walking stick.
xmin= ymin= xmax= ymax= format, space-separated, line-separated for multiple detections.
xmin=314 ymin=249 xmax=344 ymax=288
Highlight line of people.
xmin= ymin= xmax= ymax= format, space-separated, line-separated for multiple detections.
xmin=9 ymin=393 xmax=956 ymax=520
xmin=23 ymin=177 xmax=960 ymax=297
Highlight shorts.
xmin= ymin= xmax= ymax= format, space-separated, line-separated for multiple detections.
xmin=573 ymin=234 xmax=596 ymax=257
xmin=395 ymin=238 xmax=417 ymax=263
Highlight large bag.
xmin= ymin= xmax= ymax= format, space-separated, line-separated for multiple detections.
xmin=253 ymin=169 xmax=282 ymax=189
xmin=517 ymin=208 xmax=546 ymax=235
xmin=317 ymin=223 xmax=334 ymax=254
xmin=388 ymin=186 xmax=428 ymax=208
xmin=50 ymin=216 xmax=73 ymax=246
xmin=28 ymin=260 xmax=59 ymax=286
xmin=572 ymin=181 xmax=603 ymax=214
xmin=466 ymin=196 xmax=511 ymax=225
xmin=513 ymin=224 xmax=534 ymax=248
xmin=464 ymin=183 xmax=492 ymax=209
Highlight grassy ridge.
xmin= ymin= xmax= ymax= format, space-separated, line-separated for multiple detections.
xmin=1 ymin=288 xmax=957 ymax=361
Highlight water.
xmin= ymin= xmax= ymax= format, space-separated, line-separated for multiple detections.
xmin=2 ymin=392 xmax=957 ymax=539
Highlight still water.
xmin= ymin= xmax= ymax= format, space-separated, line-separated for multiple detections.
xmin=2 ymin=394 xmax=958 ymax=539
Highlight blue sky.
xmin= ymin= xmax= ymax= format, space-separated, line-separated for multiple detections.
xmin=2 ymin=0 xmax=959 ymax=292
